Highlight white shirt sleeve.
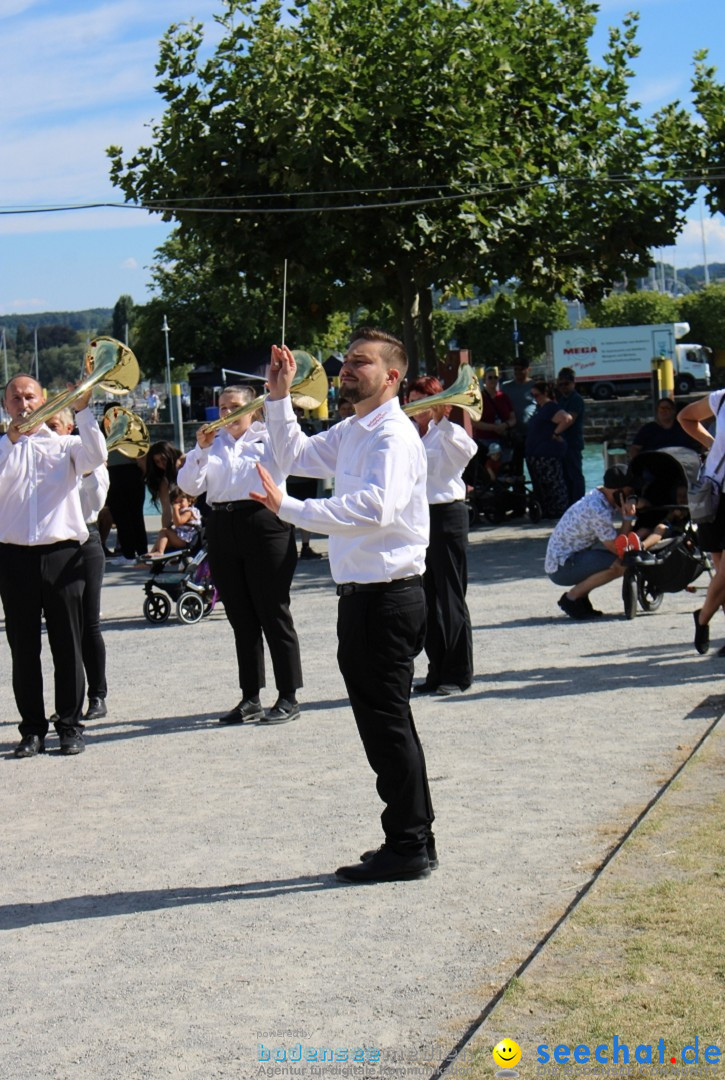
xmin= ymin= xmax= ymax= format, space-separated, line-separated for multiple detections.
xmin=264 ymin=396 xmax=342 ymax=478
xmin=70 ymin=407 xmax=108 ymax=475
xmin=177 ymin=445 xmax=210 ymax=496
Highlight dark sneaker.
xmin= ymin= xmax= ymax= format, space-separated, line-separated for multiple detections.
xmin=578 ymin=595 xmax=604 ymax=618
xmin=413 ymin=681 xmax=438 ymax=695
xmin=84 ymin=697 xmax=107 ymax=720
xmin=260 ymin=698 xmax=300 ymax=725
xmin=13 ymin=735 xmax=45 ymax=758
xmin=336 ymin=845 xmax=430 ymax=884
xmin=361 ymin=834 xmax=438 ymax=871
xmin=558 ymin=593 xmax=589 ymax=620
xmin=219 ymin=699 xmax=264 ymax=724
xmin=299 ymin=546 xmax=323 ymax=560
xmin=57 ymin=727 xmax=85 ymax=756
xmin=694 ymin=609 xmax=710 ymax=655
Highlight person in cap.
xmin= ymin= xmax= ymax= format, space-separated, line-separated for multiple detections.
xmin=544 ymin=464 xmax=639 ymax=619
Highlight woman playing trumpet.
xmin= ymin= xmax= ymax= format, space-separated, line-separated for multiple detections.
xmin=177 ymin=385 xmax=303 ymax=725
xmin=407 ymin=376 xmax=478 ymax=696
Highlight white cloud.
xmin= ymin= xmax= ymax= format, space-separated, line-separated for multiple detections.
xmin=121 ymin=257 xmax=140 ymax=270
xmin=672 ymin=213 xmax=725 ymax=269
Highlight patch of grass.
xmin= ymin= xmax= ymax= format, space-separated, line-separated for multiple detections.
xmin=465 ymin=733 xmax=725 ymax=1080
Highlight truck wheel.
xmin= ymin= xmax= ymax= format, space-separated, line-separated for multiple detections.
xmin=592 ymin=383 xmax=615 ymax=401
xmin=675 ymin=374 xmax=694 ymax=395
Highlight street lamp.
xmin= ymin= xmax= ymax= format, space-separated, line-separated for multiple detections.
xmin=162 ymin=314 xmax=172 ymax=412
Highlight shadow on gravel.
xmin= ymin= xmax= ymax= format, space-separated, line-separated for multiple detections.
xmin=0 ymin=875 xmax=341 ymax=930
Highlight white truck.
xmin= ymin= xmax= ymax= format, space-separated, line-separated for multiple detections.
xmin=546 ymin=322 xmax=711 ymax=400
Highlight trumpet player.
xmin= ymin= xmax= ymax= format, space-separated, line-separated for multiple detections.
xmin=177 ymin=385 xmax=303 ymax=725
xmin=0 ymin=375 xmax=107 ymax=757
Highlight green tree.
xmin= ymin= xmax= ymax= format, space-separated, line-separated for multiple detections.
xmin=110 ymin=0 xmax=690 ymax=376
xmin=432 ymin=293 xmax=570 ymax=369
xmin=111 ymin=295 xmax=136 ymax=344
xmin=680 ymin=284 xmax=725 ymax=350
xmin=585 ymin=290 xmax=681 ymax=328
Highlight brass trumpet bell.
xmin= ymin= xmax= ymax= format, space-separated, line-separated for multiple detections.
xmin=403 ymin=364 xmax=483 ymax=422
xmin=103 ymin=406 xmax=150 ymax=460
xmin=17 ymin=336 xmax=141 ymax=434
xmin=201 ymin=350 xmax=328 ymax=434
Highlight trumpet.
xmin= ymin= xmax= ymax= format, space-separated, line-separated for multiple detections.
xmin=200 ymin=350 xmax=328 ymax=434
xmin=402 ymin=364 xmax=483 ymax=421
xmin=17 ymin=336 xmax=140 ymax=434
xmin=103 ymin=406 xmax=150 ymax=459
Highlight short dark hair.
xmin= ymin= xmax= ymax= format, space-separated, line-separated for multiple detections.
xmin=557 ymin=367 xmax=576 ymax=383
xmin=348 ymin=326 xmax=408 ymax=378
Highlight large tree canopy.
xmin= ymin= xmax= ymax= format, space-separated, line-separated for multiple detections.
xmin=110 ymin=0 xmax=691 ymax=374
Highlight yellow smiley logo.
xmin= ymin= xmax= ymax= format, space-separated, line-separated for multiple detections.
xmin=492 ymin=1039 xmax=522 ymax=1068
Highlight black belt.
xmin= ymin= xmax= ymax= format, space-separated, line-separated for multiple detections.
xmin=336 ymin=575 xmax=422 ymax=597
xmin=211 ymin=500 xmax=255 ymax=512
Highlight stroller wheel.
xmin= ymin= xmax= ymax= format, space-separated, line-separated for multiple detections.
xmin=527 ymin=498 xmax=542 ymax=524
xmin=143 ymin=593 xmax=171 ymax=623
xmin=622 ymin=570 xmax=637 ymax=620
xmin=637 ymin=579 xmax=664 ymax=612
xmin=177 ymin=591 xmax=205 ymax=624
xmin=467 ymin=501 xmax=480 ymax=528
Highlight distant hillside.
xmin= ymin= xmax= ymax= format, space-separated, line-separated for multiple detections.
xmin=0 ymin=309 xmax=112 ymax=334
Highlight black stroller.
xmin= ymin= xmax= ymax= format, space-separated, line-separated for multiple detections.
xmin=140 ymin=536 xmax=219 ymax=625
xmin=621 ymin=448 xmax=711 ymax=619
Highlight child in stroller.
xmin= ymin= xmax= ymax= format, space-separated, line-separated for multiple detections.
xmin=466 ymin=439 xmax=542 ymax=525
xmin=139 ymin=513 xmax=219 ymax=624
xmin=146 ymin=485 xmax=202 ymax=559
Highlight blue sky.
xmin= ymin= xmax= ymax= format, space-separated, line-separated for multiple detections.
xmin=1 ymin=0 xmax=724 ymax=317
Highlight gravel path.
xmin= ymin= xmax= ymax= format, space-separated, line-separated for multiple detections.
xmin=1 ymin=521 xmax=723 ymax=1079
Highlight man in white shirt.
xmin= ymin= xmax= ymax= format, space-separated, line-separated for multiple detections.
xmin=0 ymin=375 xmax=107 ymax=757
xmin=253 ymin=328 xmax=436 ymax=884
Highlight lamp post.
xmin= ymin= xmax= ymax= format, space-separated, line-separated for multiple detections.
xmin=162 ymin=314 xmax=172 ymax=412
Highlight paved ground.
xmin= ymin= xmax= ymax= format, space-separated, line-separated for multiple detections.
xmin=1 ymin=517 xmax=723 ymax=1079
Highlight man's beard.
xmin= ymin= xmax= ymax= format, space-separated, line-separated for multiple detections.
xmin=339 ymin=384 xmax=365 ymax=404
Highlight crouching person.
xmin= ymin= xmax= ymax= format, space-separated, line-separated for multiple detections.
xmin=545 ymin=464 xmax=638 ymax=619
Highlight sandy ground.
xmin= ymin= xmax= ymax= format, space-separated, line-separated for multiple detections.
xmin=1 ymin=519 xmax=724 ymax=1080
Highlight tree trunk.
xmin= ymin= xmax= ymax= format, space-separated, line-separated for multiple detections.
xmin=418 ymin=285 xmax=436 ymax=376
xmin=398 ymin=273 xmax=420 ymax=380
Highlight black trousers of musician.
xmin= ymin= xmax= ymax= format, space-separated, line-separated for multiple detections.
xmin=106 ymin=461 xmax=147 ymax=559
xmin=0 ymin=540 xmax=85 ymax=738
xmin=337 ymin=582 xmax=434 ymax=856
xmin=81 ymin=525 xmax=107 ymax=701
xmin=206 ymin=502 xmax=303 ymax=697
xmin=423 ymin=501 xmax=473 ymax=690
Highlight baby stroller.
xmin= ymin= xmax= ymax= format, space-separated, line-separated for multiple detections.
xmin=141 ymin=536 xmax=219 ymax=625
xmin=466 ymin=440 xmax=542 ymax=526
xmin=621 ymin=448 xmax=711 ymax=619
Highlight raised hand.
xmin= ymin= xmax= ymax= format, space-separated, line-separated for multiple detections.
xmin=267 ymin=344 xmax=297 ymax=400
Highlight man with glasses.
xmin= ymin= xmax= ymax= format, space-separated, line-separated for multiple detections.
xmin=555 ymin=367 xmax=586 ymax=505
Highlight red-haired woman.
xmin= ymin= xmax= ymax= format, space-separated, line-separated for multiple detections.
xmin=407 ymin=376 xmax=478 ymax=695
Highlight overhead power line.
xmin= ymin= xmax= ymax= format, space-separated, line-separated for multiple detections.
xmin=0 ymin=172 xmax=720 ymax=217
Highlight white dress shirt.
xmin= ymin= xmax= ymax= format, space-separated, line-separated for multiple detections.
xmin=80 ymin=465 xmax=110 ymax=525
xmin=264 ymin=395 xmax=429 ymax=584
xmin=177 ymin=422 xmax=286 ymax=502
xmin=421 ymin=417 xmax=477 ymax=504
xmin=0 ymin=407 xmax=107 ymax=546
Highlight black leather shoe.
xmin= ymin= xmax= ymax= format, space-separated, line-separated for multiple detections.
xmin=13 ymin=735 xmax=45 ymax=758
xmin=694 ymin=610 xmax=710 ymax=655
xmin=58 ymin=726 xmax=85 ymax=755
xmin=260 ymin=698 xmax=300 ymax=724
xmin=336 ymin=845 xmax=431 ymax=883
xmin=219 ymin=698 xmax=264 ymax=724
xmin=361 ymin=834 xmax=439 ymax=870
xmin=413 ymin=681 xmax=438 ymax=694
xmin=84 ymin=697 xmax=107 ymax=720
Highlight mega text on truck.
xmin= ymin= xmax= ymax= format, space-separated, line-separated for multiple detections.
xmin=545 ymin=323 xmax=711 ymax=400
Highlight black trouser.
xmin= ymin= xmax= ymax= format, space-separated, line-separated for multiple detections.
xmin=337 ymin=581 xmax=434 ymax=856
xmin=424 ymin=501 xmax=473 ymax=689
xmin=206 ymin=503 xmax=303 ymax=696
xmin=106 ymin=462 xmax=147 ymax=558
xmin=81 ymin=526 xmax=107 ymax=701
xmin=0 ymin=540 xmax=85 ymax=737
xmin=563 ymin=446 xmax=585 ymax=506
